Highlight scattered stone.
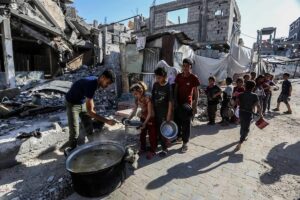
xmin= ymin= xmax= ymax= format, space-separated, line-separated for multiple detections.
xmin=47 ymin=176 xmax=54 ymax=183
xmin=49 ymin=116 xmax=61 ymax=122
xmin=52 ymin=123 xmax=62 ymax=132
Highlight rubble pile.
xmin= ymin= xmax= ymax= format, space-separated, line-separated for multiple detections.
xmin=0 ymin=65 xmax=118 ymax=125
xmin=59 ymin=65 xmax=118 ymax=115
xmin=38 ymin=175 xmax=73 ymax=200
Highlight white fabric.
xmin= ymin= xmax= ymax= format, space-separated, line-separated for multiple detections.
xmin=173 ymin=40 xmax=194 ymax=72
xmin=224 ymin=85 xmax=234 ymax=96
xmin=156 ymin=60 xmax=179 ymax=85
xmin=192 ymin=54 xmax=250 ymax=85
xmin=231 ymin=44 xmax=252 ymax=67
xmin=136 ymin=36 xmax=146 ymax=51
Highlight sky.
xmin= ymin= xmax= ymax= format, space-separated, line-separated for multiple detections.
xmin=73 ymin=0 xmax=300 ymax=47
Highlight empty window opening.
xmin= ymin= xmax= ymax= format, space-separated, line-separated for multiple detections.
xmin=215 ymin=9 xmax=224 ymax=16
xmin=290 ymin=25 xmax=294 ymax=31
xmin=166 ymin=8 xmax=188 ymax=26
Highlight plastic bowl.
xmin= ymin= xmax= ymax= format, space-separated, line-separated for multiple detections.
xmin=160 ymin=121 xmax=178 ymax=140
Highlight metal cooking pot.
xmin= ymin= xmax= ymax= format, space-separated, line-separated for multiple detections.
xmin=66 ymin=141 xmax=126 ymax=197
xmin=160 ymin=121 xmax=178 ymax=140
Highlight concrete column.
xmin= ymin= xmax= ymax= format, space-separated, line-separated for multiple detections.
xmin=120 ymin=44 xmax=129 ymax=93
xmin=1 ymin=17 xmax=16 ymax=88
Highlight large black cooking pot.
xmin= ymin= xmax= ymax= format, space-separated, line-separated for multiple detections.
xmin=66 ymin=141 xmax=126 ymax=197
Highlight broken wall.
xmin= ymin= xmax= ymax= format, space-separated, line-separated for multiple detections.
xmin=39 ymin=0 xmax=66 ymax=30
xmin=149 ymin=0 xmax=241 ymax=45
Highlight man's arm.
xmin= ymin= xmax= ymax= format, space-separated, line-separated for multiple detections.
xmin=289 ymin=85 xmax=292 ymax=96
xmin=213 ymin=91 xmax=222 ymax=98
xmin=254 ymin=101 xmax=263 ymax=117
xmin=86 ymin=98 xmax=116 ymax=125
xmin=166 ymin=101 xmax=173 ymax=122
xmin=192 ymin=86 xmax=199 ymax=115
xmin=174 ymin=84 xmax=178 ymax=107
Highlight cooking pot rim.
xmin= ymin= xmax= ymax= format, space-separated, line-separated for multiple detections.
xmin=160 ymin=121 xmax=178 ymax=139
xmin=66 ymin=140 xmax=125 ymax=174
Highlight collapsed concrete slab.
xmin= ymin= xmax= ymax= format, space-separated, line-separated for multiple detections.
xmin=0 ymin=112 xmax=69 ymax=169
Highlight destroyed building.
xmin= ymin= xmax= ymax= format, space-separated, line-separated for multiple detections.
xmin=289 ymin=16 xmax=300 ymax=41
xmin=0 ymin=0 xmax=131 ymax=89
xmin=134 ymin=0 xmax=241 ymax=53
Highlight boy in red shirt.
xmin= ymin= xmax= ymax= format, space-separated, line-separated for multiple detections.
xmin=174 ymin=58 xmax=200 ymax=153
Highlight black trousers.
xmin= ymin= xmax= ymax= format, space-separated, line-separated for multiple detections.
xmin=207 ymin=104 xmax=218 ymax=123
xmin=221 ymin=99 xmax=230 ymax=122
xmin=239 ymin=111 xmax=252 ymax=143
xmin=174 ymin=108 xmax=191 ymax=144
xmin=267 ymin=93 xmax=272 ymax=111
xmin=262 ymin=94 xmax=270 ymax=114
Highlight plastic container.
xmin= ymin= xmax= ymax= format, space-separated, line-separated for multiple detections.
xmin=255 ymin=117 xmax=269 ymax=129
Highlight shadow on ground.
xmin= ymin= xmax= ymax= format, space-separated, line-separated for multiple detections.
xmin=260 ymin=142 xmax=300 ymax=185
xmin=0 ymin=148 xmax=71 ymax=200
xmin=146 ymin=142 xmax=242 ymax=189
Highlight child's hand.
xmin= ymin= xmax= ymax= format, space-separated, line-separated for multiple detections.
xmin=107 ymin=119 xmax=117 ymax=126
xmin=139 ymin=123 xmax=146 ymax=130
xmin=166 ymin=115 xmax=172 ymax=122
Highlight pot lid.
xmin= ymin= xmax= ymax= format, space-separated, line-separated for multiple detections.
xmin=66 ymin=141 xmax=125 ymax=174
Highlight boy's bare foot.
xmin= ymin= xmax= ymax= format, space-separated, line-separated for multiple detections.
xmin=234 ymin=143 xmax=242 ymax=151
xmin=273 ymin=108 xmax=279 ymax=111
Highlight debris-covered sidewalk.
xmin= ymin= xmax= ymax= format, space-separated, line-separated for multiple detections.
xmin=0 ymin=80 xmax=299 ymax=200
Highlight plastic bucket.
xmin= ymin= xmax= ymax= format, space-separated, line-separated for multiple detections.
xmin=255 ymin=117 xmax=269 ymax=129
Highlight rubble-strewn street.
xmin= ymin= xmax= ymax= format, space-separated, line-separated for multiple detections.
xmin=1 ymin=0 xmax=300 ymax=200
xmin=0 ymin=80 xmax=299 ymax=200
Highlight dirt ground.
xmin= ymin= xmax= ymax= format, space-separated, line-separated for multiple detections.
xmin=0 ymin=79 xmax=300 ymax=200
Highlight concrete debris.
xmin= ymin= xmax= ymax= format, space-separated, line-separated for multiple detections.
xmin=0 ymin=88 xmax=20 ymax=100
xmin=47 ymin=176 xmax=55 ymax=183
xmin=39 ymin=175 xmax=73 ymax=200
xmin=16 ymin=129 xmax=42 ymax=139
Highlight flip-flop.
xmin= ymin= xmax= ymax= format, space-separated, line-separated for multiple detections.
xmin=283 ymin=111 xmax=292 ymax=114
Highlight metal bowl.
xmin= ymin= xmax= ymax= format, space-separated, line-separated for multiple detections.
xmin=160 ymin=121 xmax=178 ymax=140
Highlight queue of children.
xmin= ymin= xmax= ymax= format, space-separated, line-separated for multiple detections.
xmin=127 ymin=58 xmax=293 ymax=159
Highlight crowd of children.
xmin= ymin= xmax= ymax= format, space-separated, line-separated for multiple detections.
xmin=127 ymin=58 xmax=293 ymax=159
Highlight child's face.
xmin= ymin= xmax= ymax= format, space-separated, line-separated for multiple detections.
xmin=208 ymin=79 xmax=215 ymax=85
xmin=132 ymin=90 xmax=142 ymax=99
xmin=244 ymin=76 xmax=250 ymax=81
xmin=155 ymin=75 xmax=166 ymax=85
xmin=99 ymin=76 xmax=112 ymax=89
xmin=237 ymin=81 xmax=243 ymax=87
xmin=283 ymin=75 xmax=288 ymax=80
xmin=182 ymin=63 xmax=191 ymax=74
